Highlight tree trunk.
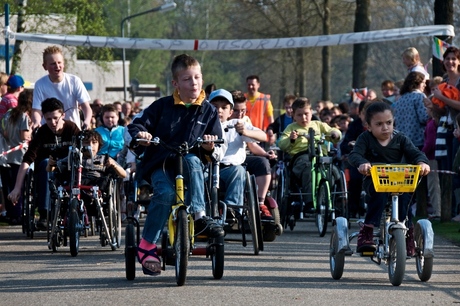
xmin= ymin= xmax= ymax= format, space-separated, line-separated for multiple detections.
xmin=321 ymin=0 xmax=331 ymax=101
xmin=11 ymin=0 xmax=27 ymax=75
xmin=432 ymin=0 xmax=453 ymax=78
xmin=352 ymin=0 xmax=370 ymax=89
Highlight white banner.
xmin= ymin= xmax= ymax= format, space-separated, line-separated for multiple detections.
xmin=5 ymin=25 xmax=455 ymax=51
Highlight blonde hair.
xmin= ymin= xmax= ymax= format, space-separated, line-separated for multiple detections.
xmin=402 ymin=47 xmax=421 ymax=66
xmin=0 ymin=72 xmax=8 ymax=86
xmin=43 ymin=45 xmax=63 ymax=64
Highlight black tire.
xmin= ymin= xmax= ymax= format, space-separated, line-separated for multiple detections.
xmin=388 ymin=228 xmax=406 ymax=286
xmin=316 ymin=180 xmax=330 ymax=237
xmin=414 ymin=223 xmax=433 ymax=282
xmin=175 ymin=208 xmax=189 ymax=286
xmin=211 ymin=235 xmax=224 ymax=279
xmin=125 ymin=223 xmax=136 ymax=280
xmin=331 ymin=167 xmax=348 ymax=220
xmin=329 ymin=225 xmax=345 ymax=280
xmin=49 ymin=198 xmax=61 ymax=252
xmin=246 ymin=173 xmax=260 ymax=255
xmin=68 ymin=199 xmax=80 ymax=257
xmin=250 ymin=175 xmax=264 ymax=252
xmin=23 ymin=169 xmax=34 ymax=238
xmin=108 ymin=180 xmax=120 ymax=250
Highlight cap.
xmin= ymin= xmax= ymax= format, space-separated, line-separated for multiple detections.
xmin=208 ymin=89 xmax=234 ymax=106
xmin=6 ymin=75 xmax=25 ymax=90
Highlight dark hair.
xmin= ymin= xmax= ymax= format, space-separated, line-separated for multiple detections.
xmin=171 ymin=54 xmax=200 ymax=80
xmin=82 ymin=129 xmax=103 ymax=147
xmin=246 ymin=75 xmax=260 ymax=83
xmin=205 ymin=83 xmax=216 ymax=95
xmin=365 ymin=101 xmax=393 ymax=125
xmin=338 ymin=102 xmax=349 ymax=114
xmin=292 ymin=97 xmax=311 ymax=112
xmin=9 ymin=89 xmax=33 ymax=124
xmin=443 ymin=46 xmax=460 ymax=72
xmin=230 ymin=90 xmax=246 ymax=104
xmin=41 ymin=97 xmax=64 ymax=115
xmin=101 ymin=104 xmax=118 ymax=116
xmin=399 ymin=71 xmax=426 ymax=95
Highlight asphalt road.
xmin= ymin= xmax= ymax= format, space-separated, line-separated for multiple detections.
xmin=1 ymin=218 xmax=460 ymax=306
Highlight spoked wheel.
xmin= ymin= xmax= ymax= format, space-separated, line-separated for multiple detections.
xmin=331 ymin=167 xmax=348 ymax=220
xmin=125 ymin=222 xmax=136 ymax=280
xmin=414 ymin=221 xmax=434 ymax=282
xmin=48 ymin=199 xmax=62 ymax=252
xmin=175 ymin=208 xmax=190 ymax=286
xmin=245 ymin=173 xmax=260 ymax=255
xmin=23 ymin=169 xmax=35 ymax=238
xmin=210 ymin=235 xmax=224 ymax=279
xmin=68 ymin=199 xmax=81 ymax=257
xmin=329 ymin=224 xmax=345 ymax=280
xmin=250 ymin=175 xmax=264 ymax=252
xmin=316 ymin=180 xmax=330 ymax=237
xmin=388 ymin=228 xmax=406 ymax=286
xmin=108 ymin=180 xmax=121 ymax=250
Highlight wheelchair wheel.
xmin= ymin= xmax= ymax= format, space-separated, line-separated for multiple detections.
xmin=246 ymin=173 xmax=261 ymax=255
xmin=22 ymin=168 xmax=35 ymax=238
xmin=175 ymin=208 xmax=189 ymax=286
xmin=331 ymin=166 xmax=348 ymax=220
xmin=108 ymin=180 xmax=121 ymax=250
xmin=316 ymin=180 xmax=330 ymax=237
xmin=125 ymin=223 xmax=136 ymax=280
xmin=388 ymin=228 xmax=406 ymax=286
xmin=211 ymin=235 xmax=224 ymax=279
xmin=414 ymin=221 xmax=434 ymax=282
xmin=68 ymin=198 xmax=81 ymax=257
xmin=329 ymin=224 xmax=345 ymax=280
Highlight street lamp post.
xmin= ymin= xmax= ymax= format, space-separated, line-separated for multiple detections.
xmin=120 ymin=2 xmax=177 ymax=101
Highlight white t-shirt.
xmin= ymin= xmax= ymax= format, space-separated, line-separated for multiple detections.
xmin=33 ymin=73 xmax=91 ymax=129
xmin=409 ymin=65 xmax=430 ymax=80
xmin=221 ymin=119 xmax=260 ymax=166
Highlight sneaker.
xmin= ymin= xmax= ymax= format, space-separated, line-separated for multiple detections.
xmin=260 ymin=204 xmax=274 ymax=220
xmin=194 ymin=216 xmax=224 ymax=238
xmin=406 ymin=226 xmax=415 ymax=257
xmin=356 ymin=224 xmax=376 ymax=253
xmin=452 ymin=214 xmax=460 ymax=222
xmin=36 ymin=218 xmax=48 ymax=230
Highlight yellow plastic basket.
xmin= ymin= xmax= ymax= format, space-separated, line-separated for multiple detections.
xmin=370 ymin=164 xmax=421 ymax=193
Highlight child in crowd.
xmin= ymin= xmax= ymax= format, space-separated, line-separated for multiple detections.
xmin=208 ymin=89 xmax=267 ymax=216
xmin=95 ymin=104 xmax=126 ymax=160
xmin=381 ymin=80 xmax=397 ymax=105
xmin=278 ymin=97 xmax=341 ymax=211
xmin=348 ymin=102 xmax=430 ymax=255
xmin=0 ymin=75 xmax=25 ymax=119
xmin=8 ymin=98 xmax=80 ymax=229
xmin=127 ymin=54 xmax=224 ymax=276
xmin=267 ymin=94 xmax=296 ymax=145
xmin=402 ymin=47 xmax=430 ymax=80
xmin=47 ymin=130 xmax=126 ymax=215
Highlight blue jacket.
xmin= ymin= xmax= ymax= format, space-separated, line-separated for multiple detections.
xmin=127 ymin=92 xmax=222 ymax=180
xmin=95 ymin=125 xmax=125 ymax=159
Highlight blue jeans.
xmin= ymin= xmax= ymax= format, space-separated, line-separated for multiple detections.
xmin=220 ymin=165 xmax=245 ymax=207
xmin=142 ymin=154 xmax=206 ymax=244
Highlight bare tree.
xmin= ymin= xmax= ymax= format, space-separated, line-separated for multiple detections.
xmin=352 ymin=0 xmax=370 ymax=89
xmin=10 ymin=0 xmax=26 ymax=74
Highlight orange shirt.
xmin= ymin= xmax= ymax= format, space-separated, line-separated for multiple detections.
xmin=244 ymin=92 xmax=273 ymax=131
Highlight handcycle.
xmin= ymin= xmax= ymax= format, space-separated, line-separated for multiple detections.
xmin=124 ymin=137 xmax=225 ymax=286
xmin=47 ymin=131 xmax=121 ymax=256
xmin=329 ymin=164 xmax=434 ymax=286
xmin=279 ymin=128 xmax=347 ymax=236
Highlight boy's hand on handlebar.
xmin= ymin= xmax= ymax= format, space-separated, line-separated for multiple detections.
xmin=358 ymin=163 xmax=371 ymax=175
xmin=418 ymin=162 xmax=430 ymax=176
xmin=201 ymin=134 xmax=217 ymax=151
xmin=136 ymin=132 xmax=152 ymax=146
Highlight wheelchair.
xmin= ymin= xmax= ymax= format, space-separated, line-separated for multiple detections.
xmin=276 ymin=129 xmax=348 ymax=236
xmin=205 ymin=161 xmax=268 ymax=255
